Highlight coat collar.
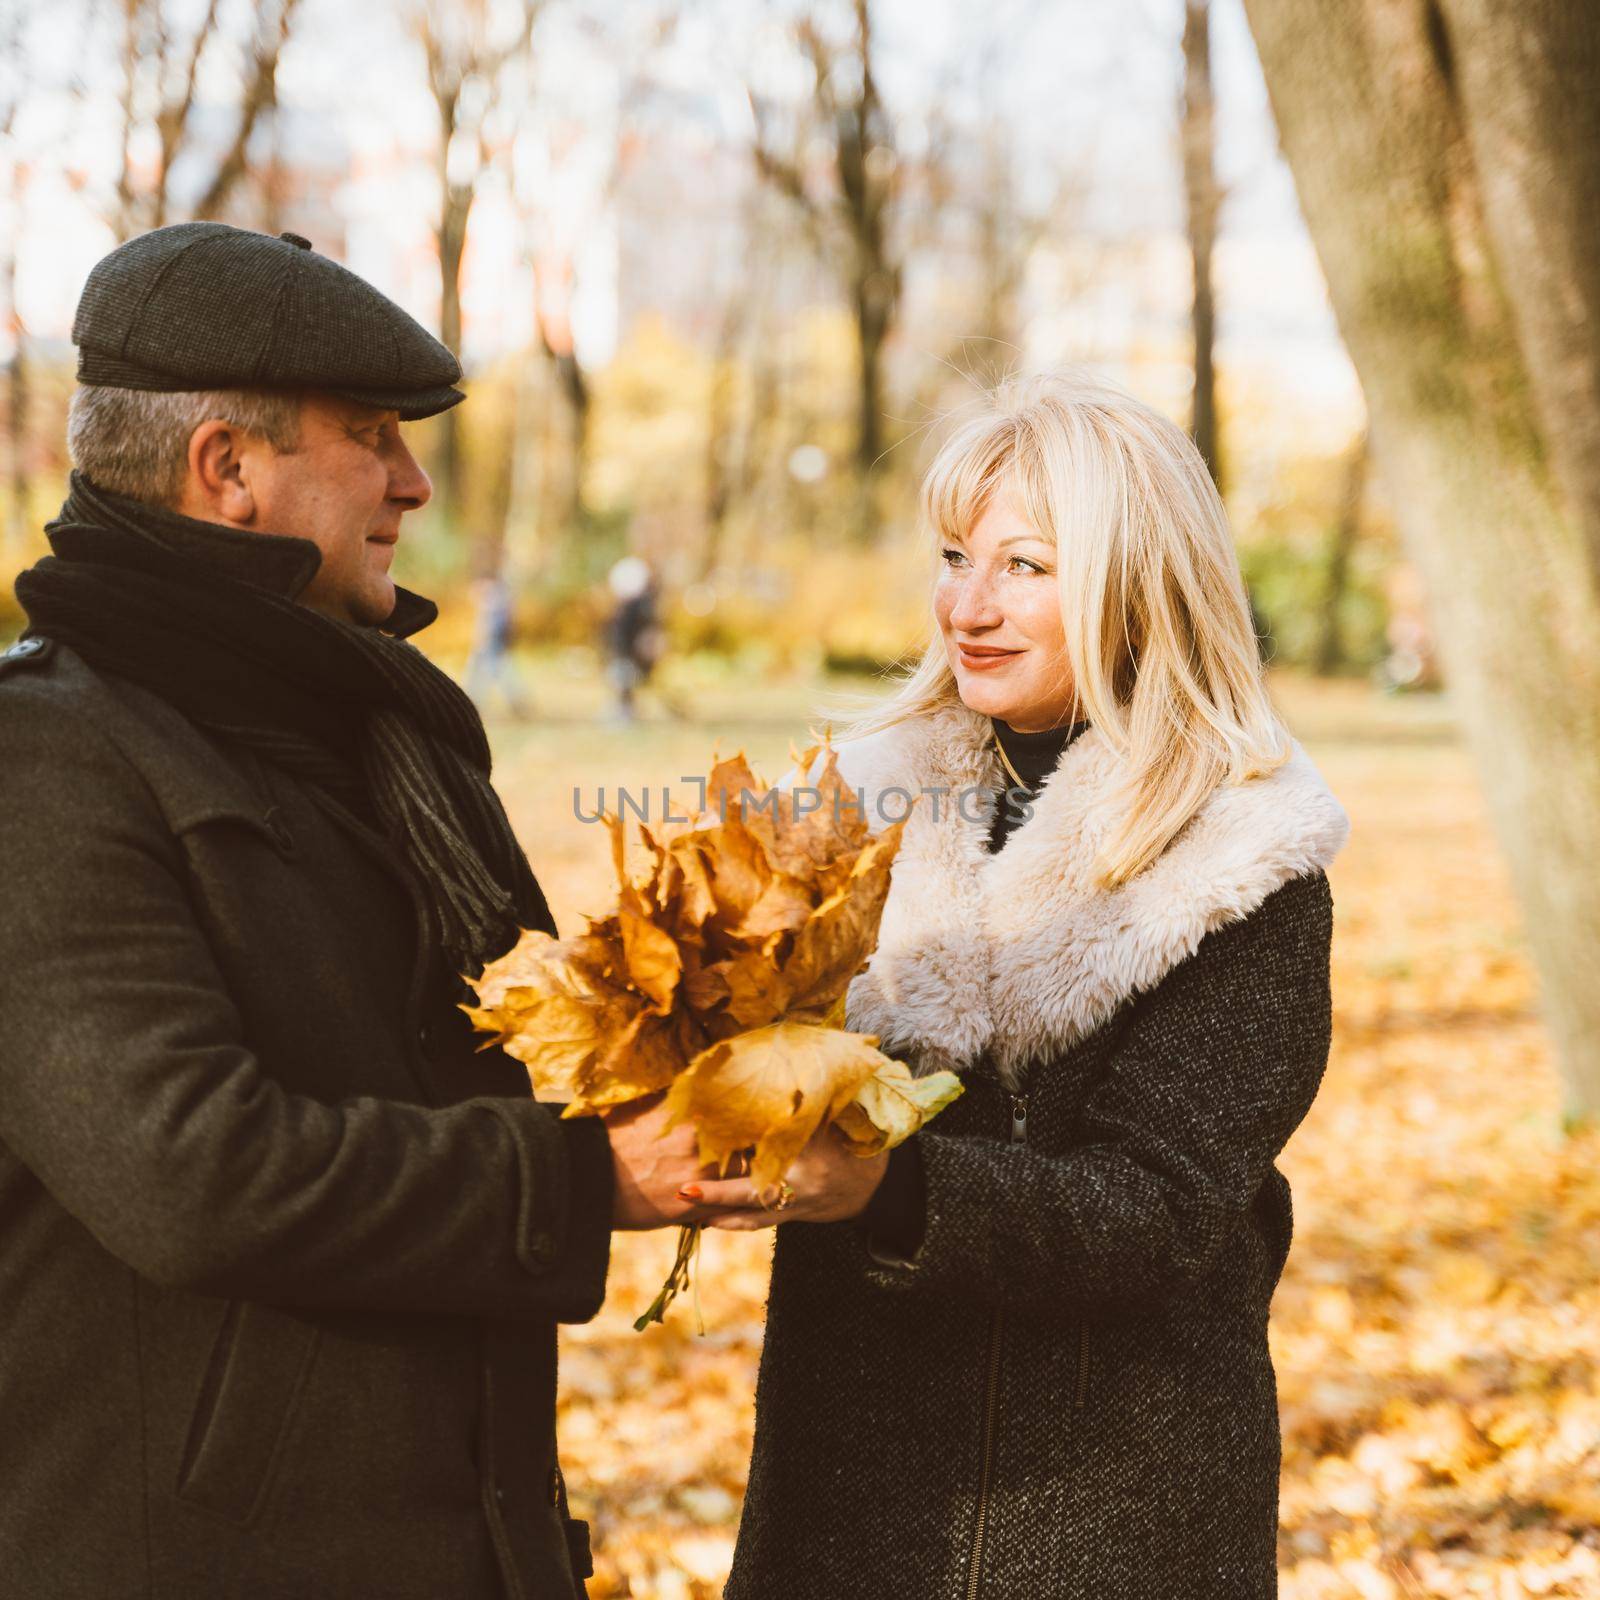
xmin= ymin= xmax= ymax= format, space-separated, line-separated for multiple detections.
xmin=830 ymin=701 xmax=1350 ymax=1084
xmin=50 ymin=473 xmax=438 ymax=640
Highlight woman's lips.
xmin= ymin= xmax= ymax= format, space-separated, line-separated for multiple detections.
xmin=957 ymin=644 xmax=1020 ymax=671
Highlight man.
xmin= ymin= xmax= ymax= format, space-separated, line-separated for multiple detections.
xmin=0 ymin=223 xmax=709 ymax=1600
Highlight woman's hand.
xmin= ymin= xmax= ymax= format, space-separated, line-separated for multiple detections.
xmin=686 ymin=1126 xmax=890 ymax=1230
xmin=604 ymin=1094 xmax=723 ymax=1230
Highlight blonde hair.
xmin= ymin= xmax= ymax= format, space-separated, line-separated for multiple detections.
xmin=824 ymin=368 xmax=1290 ymax=889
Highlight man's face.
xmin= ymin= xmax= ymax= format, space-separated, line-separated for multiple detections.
xmin=247 ymin=394 xmax=433 ymax=627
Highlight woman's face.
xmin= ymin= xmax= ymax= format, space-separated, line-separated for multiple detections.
xmin=933 ymin=494 xmax=1079 ymax=732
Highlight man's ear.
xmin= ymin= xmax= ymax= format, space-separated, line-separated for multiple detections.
xmin=179 ymin=420 xmax=259 ymax=526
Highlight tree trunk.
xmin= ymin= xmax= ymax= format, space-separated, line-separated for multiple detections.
xmin=2 ymin=72 xmax=25 ymax=566
xmin=1313 ymin=430 xmax=1368 ymax=676
xmin=1181 ymin=0 xmax=1223 ymax=489
xmin=855 ymin=275 xmax=886 ymax=478
xmin=3 ymin=249 xmax=26 ymax=565
xmin=555 ymin=352 xmax=589 ymax=530
xmin=701 ymin=302 xmax=742 ymax=582
xmin=1243 ymin=0 xmax=1600 ymax=1122
xmin=502 ymin=347 xmax=544 ymax=571
xmin=434 ymin=181 xmax=471 ymax=523
xmin=113 ymin=0 xmax=141 ymax=242
xmin=852 ymin=251 xmax=895 ymax=543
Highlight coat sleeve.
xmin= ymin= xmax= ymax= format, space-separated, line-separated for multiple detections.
xmin=0 ymin=687 xmax=613 ymax=1320
xmin=860 ymin=869 xmax=1334 ymax=1314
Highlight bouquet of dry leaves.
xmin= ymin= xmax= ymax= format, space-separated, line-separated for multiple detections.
xmin=462 ymin=741 xmax=962 ymax=1328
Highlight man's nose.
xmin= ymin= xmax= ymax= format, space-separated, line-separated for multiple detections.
xmin=388 ymin=434 xmax=433 ymax=511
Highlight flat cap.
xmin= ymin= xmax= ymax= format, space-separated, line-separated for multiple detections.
xmin=73 ymin=222 xmax=464 ymax=420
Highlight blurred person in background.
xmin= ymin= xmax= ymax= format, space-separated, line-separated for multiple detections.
xmin=603 ymin=553 xmax=673 ymax=723
xmin=464 ymin=569 xmax=533 ymax=719
xmin=691 ymin=371 xmax=1352 ymax=1599
xmin=0 ymin=222 xmax=718 ymax=1600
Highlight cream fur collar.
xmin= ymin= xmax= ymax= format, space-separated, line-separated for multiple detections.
xmin=805 ymin=703 xmax=1350 ymax=1085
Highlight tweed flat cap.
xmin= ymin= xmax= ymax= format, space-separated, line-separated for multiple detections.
xmin=73 ymin=222 xmax=464 ymax=420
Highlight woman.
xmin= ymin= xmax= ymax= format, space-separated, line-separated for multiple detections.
xmin=690 ymin=371 xmax=1351 ymax=1598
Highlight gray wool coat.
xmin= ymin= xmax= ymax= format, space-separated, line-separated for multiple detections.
xmin=0 ymin=638 xmax=613 ymax=1600
xmin=728 ymin=704 xmax=1351 ymax=1600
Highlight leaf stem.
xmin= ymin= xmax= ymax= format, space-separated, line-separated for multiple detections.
xmin=633 ymin=1222 xmax=704 ymax=1332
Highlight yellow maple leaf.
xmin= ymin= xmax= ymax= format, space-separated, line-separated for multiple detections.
xmin=778 ymin=823 xmax=904 ymax=1012
xmin=620 ymin=907 xmax=682 ymax=1013
xmin=704 ymin=818 xmax=774 ymax=929
xmin=730 ymin=870 xmax=817 ymax=941
xmin=662 ymin=1022 xmax=890 ymax=1193
xmin=834 ymin=1057 xmax=965 ymax=1155
xmin=571 ymin=1006 xmax=700 ymax=1116
xmin=704 ymin=751 xmax=765 ymax=824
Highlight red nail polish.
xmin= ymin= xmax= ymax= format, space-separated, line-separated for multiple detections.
xmin=678 ymin=1184 xmax=703 ymax=1201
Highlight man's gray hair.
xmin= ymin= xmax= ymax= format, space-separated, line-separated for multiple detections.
xmin=66 ymin=384 xmax=301 ymax=506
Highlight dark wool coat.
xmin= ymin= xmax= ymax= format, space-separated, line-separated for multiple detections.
xmin=727 ymin=704 xmax=1350 ymax=1600
xmin=0 ymin=638 xmax=613 ymax=1600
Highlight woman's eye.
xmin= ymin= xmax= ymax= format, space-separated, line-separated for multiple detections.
xmin=940 ymin=548 xmax=966 ymax=567
xmin=1010 ymin=557 xmax=1045 ymax=574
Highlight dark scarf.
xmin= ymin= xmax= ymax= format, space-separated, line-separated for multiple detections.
xmin=15 ymin=473 xmax=552 ymax=978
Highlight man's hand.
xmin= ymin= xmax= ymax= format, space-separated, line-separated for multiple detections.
xmin=691 ymin=1126 xmax=889 ymax=1231
xmin=604 ymin=1094 xmax=720 ymax=1230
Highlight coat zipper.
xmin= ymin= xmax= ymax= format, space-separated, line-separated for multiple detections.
xmin=965 ymin=1094 xmax=1028 ymax=1600
xmin=1075 ymin=1316 xmax=1090 ymax=1410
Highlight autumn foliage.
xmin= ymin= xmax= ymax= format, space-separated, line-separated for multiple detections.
xmin=464 ymin=742 xmax=962 ymax=1321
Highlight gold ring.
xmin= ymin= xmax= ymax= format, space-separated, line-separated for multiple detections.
xmin=773 ymin=1181 xmax=796 ymax=1211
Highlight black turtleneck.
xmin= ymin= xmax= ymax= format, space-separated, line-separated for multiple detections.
xmin=986 ymin=714 xmax=1091 ymax=853
xmin=861 ymin=711 xmax=1092 ymax=1265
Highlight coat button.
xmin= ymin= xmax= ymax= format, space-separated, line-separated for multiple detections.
xmin=262 ymin=808 xmax=296 ymax=858
xmin=3 ymin=637 xmax=43 ymax=660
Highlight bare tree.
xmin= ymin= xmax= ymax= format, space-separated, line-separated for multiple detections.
xmin=108 ymin=0 xmax=300 ymax=241
xmin=412 ymin=0 xmax=540 ymax=523
xmin=750 ymin=0 xmax=903 ymax=511
xmin=968 ymin=122 xmax=1029 ymax=357
xmin=505 ymin=8 xmax=680 ymax=556
xmin=1180 ymin=0 xmax=1222 ymax=488
xmin=1 ymin=3 xmax=28 ymax=566
xmin=928 ymin=3 xmax=1091 ymax=386
xmin=1243 ymin=0 xmax=1600 ymax=1121
xmin=531 ymin=249 xmax=590 ymax=533
xmin=1 ymin=197 xmax=26 ymax=569
xmin=193 ymin=0 xmax=299 ymax=221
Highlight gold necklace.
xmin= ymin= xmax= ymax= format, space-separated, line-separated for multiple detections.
xmin=991 ymin=727 xmax=1028 ymax=790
